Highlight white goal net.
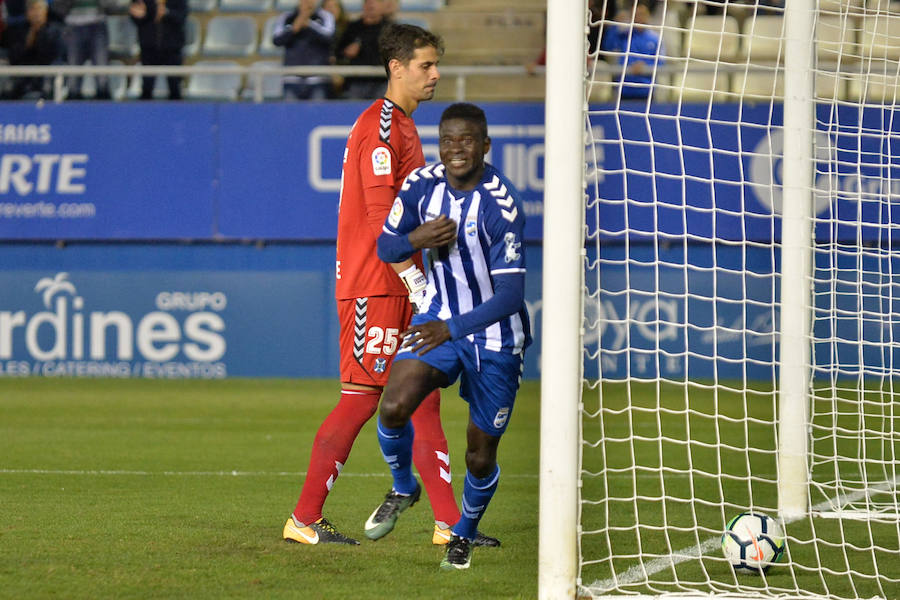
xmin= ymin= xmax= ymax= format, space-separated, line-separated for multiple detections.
xmin=540 ymin=0 xmax=900 ymax=598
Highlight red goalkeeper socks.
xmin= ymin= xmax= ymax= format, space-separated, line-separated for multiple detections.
xmin=411 ymin=389 xmax=461 ymax=527
xmin=292 ymin=388 xmax=380 ymax=525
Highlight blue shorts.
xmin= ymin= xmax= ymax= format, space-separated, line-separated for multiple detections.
xmin=395 ymin=317 xmax=524 ymax=437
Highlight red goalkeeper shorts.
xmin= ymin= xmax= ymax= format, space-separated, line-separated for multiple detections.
xmin=337 ymin=295 xmax=413 ymax=387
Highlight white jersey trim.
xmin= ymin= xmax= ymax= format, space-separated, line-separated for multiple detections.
xmin=490 ymin=268 xmax=526 ymax=275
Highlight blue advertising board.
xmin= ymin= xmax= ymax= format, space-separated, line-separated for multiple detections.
xmin=0 ymin=103 xmax=546 ymax=240
xmin=3 ymin=102 xmax=899 ymax=244
xmin=0 ymin=104 xmax=217 ymax=238
xmin=584 ymin=103 xmax=900 ymax=381
xmin=216 ymin=102 xmax=546 ymax=240
xmin=586 ymin=240 xmax=900 ymax=382
xmin=588 ymin=103 xmax=900 ymax=244
xmin=0 ymin=243 xmax=542 ymax=379
xmin=584 ymin=243 xmax=780 ymax=382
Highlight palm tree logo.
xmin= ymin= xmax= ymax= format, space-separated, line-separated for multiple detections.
xmin=34 ymin=273 xmax=77 ymax=309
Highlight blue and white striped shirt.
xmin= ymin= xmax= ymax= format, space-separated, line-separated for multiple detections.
xmin=381 ymin=163 xmax=531 ymax=354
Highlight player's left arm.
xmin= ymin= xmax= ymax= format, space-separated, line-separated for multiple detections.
xmin=446 ymin=178 xmax=527 ymax=340
xmin=445 ymin=273 xmax=525 ymax=339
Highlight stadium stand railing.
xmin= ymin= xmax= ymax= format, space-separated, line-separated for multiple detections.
xmin=0 ymin=63 xmax=536 ymax=103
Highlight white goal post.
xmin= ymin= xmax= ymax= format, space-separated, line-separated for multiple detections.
xmin=539 ymin=1 xmax=585 ymax=598
xmin=541 ymin=1 xmax=900 ymax=599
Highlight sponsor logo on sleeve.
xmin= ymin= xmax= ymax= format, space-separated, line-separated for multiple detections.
xmin=388 ymin=198 xmax=404 ymax=228
xmin=371 ymin=147 xmax=391 ymax=176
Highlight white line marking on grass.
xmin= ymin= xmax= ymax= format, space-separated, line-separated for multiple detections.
xmin=0 ymin=469 xmax=369 ymax=477
xmin=585 ymin=476 xmax=899 ymax=596
xmin=0 ymin=468 xmax=538 ymax=478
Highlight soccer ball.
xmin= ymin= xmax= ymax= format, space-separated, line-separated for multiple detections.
xmin=721 ymin=512 xmax=786 ymax=574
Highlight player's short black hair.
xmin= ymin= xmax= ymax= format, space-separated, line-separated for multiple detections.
xmin=439 ymin=103 xmax=488 ymax=139
xmin=378 ymin=23 xmax=444 ymax=76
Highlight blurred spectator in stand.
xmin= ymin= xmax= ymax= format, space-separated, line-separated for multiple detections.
xmin=1 ymin=1 xmax=6 ymax=92
xmin=382 ymin=0 xmax=397 ymax=21
xmin=129 ymin=0 xmax=187 ymax=100
xmin=2 ymin=0 xmax=40 ymax=49
xmin=322 ymin=0 xmax=347 ymax=38
xmin=4 ymin=0 xmax=65 ymax=27
xmin=528 ymin=0 xmax=608 ymax=75
xmin=321 ymin=0 xmax=347 ymax=97
xmin=319 ymin=0 xmax=347 ymax=96
xmin=56 ymin=0 xmax=113 ymax=99
xmin=3 ymin=0 xmax=30 ymax=27
xmin=588 ymin=0 xmax=614 ymax=59
xmin=273 ymin=0 xmax=335 ymax=100
xmin=1 ymin=0 xmax=12 ymax=96
xmin=5 ymin=0 xmax=63 ymax=99
xmin=335 ymin=0 xmax=387 ymax=99
xmin=601 ymin=0 xmax=663 ymax=100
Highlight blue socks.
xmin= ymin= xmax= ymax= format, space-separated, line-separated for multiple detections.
xmin=452 ymin=465 xmax=500 ymax=540
xmin=376 ymin=416 xmax=417 ymax=495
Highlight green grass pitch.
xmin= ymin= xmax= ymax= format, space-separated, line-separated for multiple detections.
xmin=2 ymin=378 xmax=897 ymax=599
xmin=0 ymin=378 xmax=540 ymax=599
xmin=579 ymin=381 xmax=900 ymax=599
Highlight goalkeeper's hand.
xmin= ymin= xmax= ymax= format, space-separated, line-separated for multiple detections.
xmin=398 ymin=265 xmax=428 ymax=314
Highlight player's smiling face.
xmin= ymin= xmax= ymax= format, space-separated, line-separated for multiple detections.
xmin=439 ymin=118 xmax=491 ymax=191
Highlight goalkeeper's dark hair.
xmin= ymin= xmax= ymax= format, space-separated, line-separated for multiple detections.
xmin=378 ymin=23 xmax=444 ymax=76
xmin=440 ymin=103 xmax=488 ymax=139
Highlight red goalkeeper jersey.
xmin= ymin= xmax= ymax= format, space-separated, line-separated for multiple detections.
xmin=335 ymin=98 xmax=425 ymax=300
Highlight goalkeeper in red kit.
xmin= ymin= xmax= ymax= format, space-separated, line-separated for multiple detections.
xmin=283 ymin=22 xmax=499 ymax=548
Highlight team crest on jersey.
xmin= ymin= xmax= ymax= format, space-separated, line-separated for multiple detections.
xmin=389 ymin=198 xmax=404 ymax=228
xmin=374 ymin=358 xmax=387 ymax=373
xmin=372 ymin=147 xmax=391 ymax=176
xmin=503 ymin=232 xmax=521 ymax=263
xmin=465 ymin=219 xmax=477 ymax=237
xmin=493 ymin=407 xmax=510 ymax=429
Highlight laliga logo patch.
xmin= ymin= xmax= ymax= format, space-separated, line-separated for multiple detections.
xmin=371 ymin=146 xmax=392 ymax=176
xmin=493 ymin=407 xmax=510 ymax=429
xmin=388 ymin=198 xmax=404 ymax=228
xmin=465 ymin=219 xmax=477 ymax=237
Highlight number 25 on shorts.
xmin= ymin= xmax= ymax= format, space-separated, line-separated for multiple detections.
xmin=366 ymin=327 xmax=399 ymax=355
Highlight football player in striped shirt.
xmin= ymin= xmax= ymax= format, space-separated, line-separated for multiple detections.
xmin=366 ymin=103 xmax=531 ymax=570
